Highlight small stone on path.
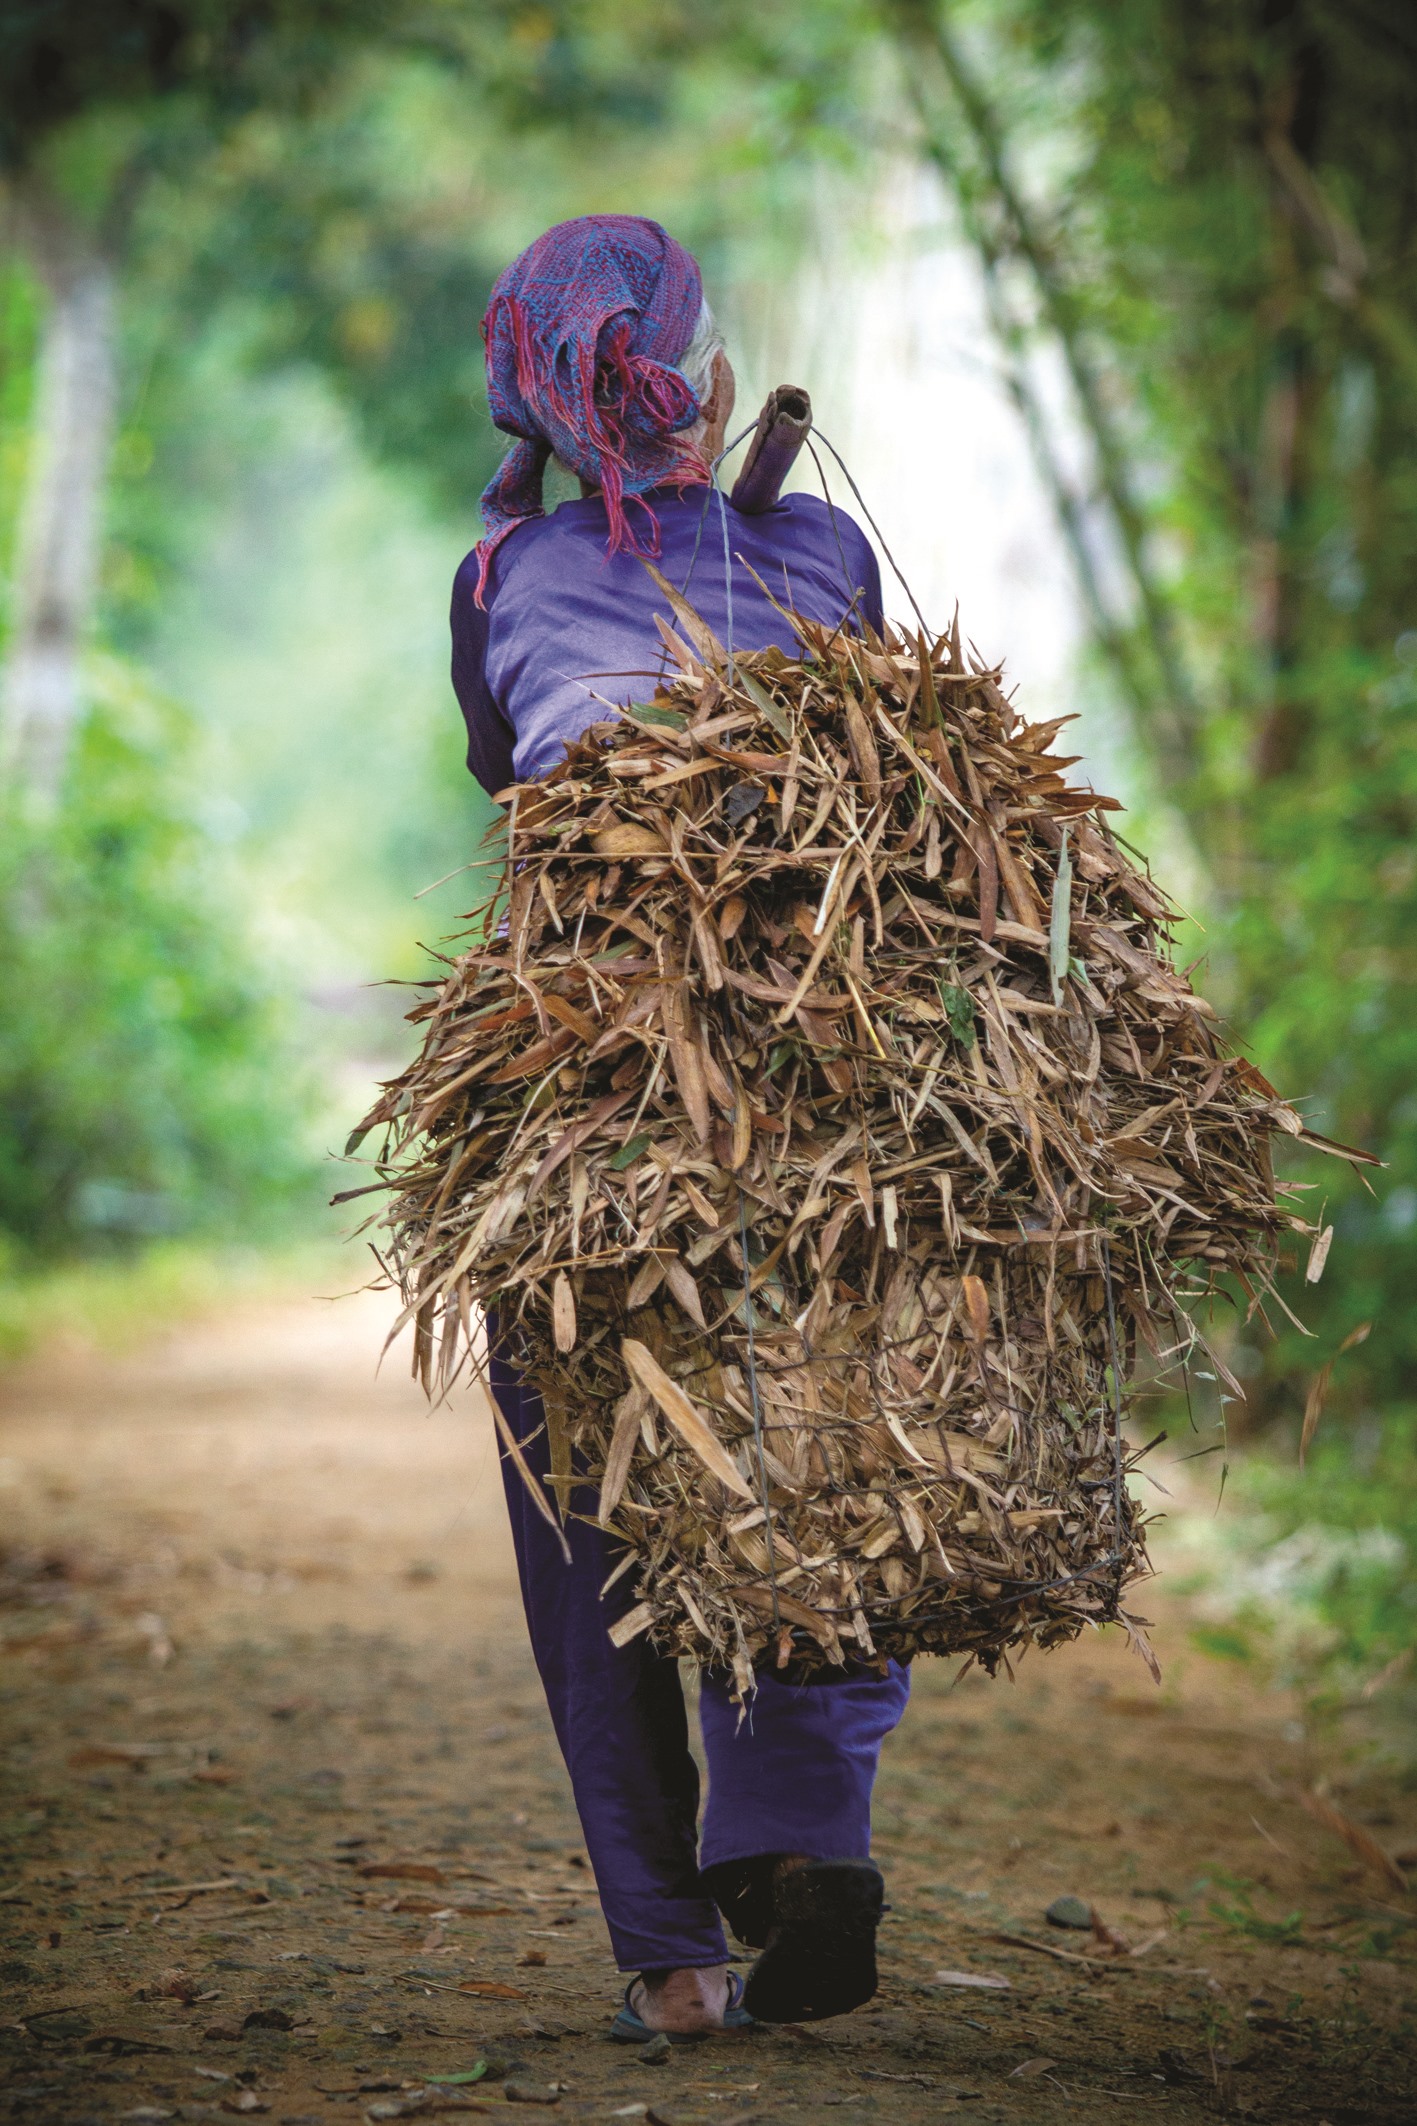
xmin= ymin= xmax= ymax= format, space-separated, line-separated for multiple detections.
xmin=1045 ymin=1894 xmax=1094 ymax=1929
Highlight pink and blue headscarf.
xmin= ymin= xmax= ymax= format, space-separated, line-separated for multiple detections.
xmin=473 ymin=215 xmax=710 ymax=602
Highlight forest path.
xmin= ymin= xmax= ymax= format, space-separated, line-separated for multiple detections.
xmin=1 ymin=1288 xmax=1412 ymax=2126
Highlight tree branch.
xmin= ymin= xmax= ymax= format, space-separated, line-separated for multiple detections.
xmin=0 ymin=178 xmax=119 ymax=808
xmin=889 ymin=0 xmax=1202 ymax=779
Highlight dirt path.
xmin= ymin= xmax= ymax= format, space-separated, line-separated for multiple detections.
xmin=1 ymin=1289 xmax=1412 ymax=2126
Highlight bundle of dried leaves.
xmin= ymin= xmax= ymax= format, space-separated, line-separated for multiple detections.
xmin=351 ymin=578 xmax=1367 ymax=1691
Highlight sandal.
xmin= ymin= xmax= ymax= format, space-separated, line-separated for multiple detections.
xmin=609 ymin=1967 xmax=754 ymax=2044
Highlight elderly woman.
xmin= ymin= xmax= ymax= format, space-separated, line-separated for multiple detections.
xmin=450 ymin=216 xmax=910 ymax=2041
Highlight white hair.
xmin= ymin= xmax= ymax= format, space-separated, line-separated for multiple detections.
xmin=679 ymin=297 xmax=726 ymax=409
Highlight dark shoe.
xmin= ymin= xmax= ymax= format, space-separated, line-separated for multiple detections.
xmin=703 ymin=1853 xmax=778 ymax=1950
xmin=741 ymin=1859 xmax=885 ymax=2023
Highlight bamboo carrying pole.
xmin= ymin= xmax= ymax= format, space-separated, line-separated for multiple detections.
xmin=730 ymin=386 xmax=813 ymax=514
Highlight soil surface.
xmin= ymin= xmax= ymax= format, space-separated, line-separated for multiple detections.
xmin=1 ymin=1288 xmax=1413 ymax=2126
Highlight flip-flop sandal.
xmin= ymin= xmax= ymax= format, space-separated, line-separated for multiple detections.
xmin=741 ymin=1859 xmax=885 ymax=2024
xmin=609 ymin=1968 xmax=754 ymax=2044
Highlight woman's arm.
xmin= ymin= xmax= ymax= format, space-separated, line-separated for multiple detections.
xmin=451 ymin=550 xmax=518 ymax=798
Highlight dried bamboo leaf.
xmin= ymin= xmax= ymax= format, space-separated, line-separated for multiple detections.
xmin=608 ymin=1601 xmax=656 ymax=1648
xmin=598 ymin=1385 xmax=648 ymax=1524
xmin=621 ymin=1338 xmax=754 ymax=1501
xmin=552 ymin=1271 xmax=576 ymax=1354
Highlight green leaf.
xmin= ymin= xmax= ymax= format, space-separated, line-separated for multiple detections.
xmin=608 ymin=1131 xmax=651 ymax=1170
xmin=424 ymin=2066 xmax=488 ymax=2085
xmin=1049 ymin=824 xmax=1073 ymax=1006
xmin=625 ymin=701 xmax=687 ymax=730
xmin=1208 ymin=1895 xmax=1304 ymax=1944
xmin=937 ymin=980 xmax=976 ymax=1047
xmin=736 ymin=669 xmax=792 ymax=739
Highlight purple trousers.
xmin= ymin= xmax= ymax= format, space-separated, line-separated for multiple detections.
xmin=489 ymin=1349 xmax=910 ymax=1972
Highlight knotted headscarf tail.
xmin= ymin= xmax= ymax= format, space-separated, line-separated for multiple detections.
xmin=474 ymin=215 xmax=711 ymax=603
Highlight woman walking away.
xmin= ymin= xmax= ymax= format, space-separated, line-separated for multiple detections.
xmin=450 ymin=215 xmax=910 ymax=2042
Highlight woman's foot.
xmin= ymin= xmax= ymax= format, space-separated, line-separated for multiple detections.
xmin=629 ymin=1963 xmax=734 ymax=2035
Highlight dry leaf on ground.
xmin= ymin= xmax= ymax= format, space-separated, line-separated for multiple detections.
xmin=359 ymin=1862 xmax=447 ymax=1885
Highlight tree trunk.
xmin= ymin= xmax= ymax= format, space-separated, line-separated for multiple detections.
xmin=1 ymin=193 xmax=118 ymax=810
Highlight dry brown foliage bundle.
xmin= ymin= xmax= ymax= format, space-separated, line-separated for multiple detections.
xmin=352 ymin=581 xmax=1362 ymax=1693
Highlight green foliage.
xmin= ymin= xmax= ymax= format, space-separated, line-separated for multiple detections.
xmin=0 ymin=1234 xmax=342 ymax=1364
xmin=144 ymin=356 xmax=496 ymax=978
xmin=1207 ymin=1874 xmax=1305 ymax=1945
xmin=0 ymin=259 xmax=39 ymax=639
xmin=1188 ymin=1623 xmax=1255 ymax=1665
xmin=0 ymin=665 xmax=315 ymax=1255
xmin=1163 ymin=1397 xmax=1415 ymax=1741
xmin=0 ymin=0 xmax=397 ymax=176
xmin=139 ymin=64 xmax=503 ymax=523
xmin=879 ymin=1 xmax=1417 ymax=1421
xmin=937 ymin=979 xmax=977 ymax=1047
xmin=1236 ymin=1402 xmax=1417 ymax=1685
xmin=5 ymin=3 xmax=843 ymax=1292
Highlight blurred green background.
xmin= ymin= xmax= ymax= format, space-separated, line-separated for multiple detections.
xmin=1 ymin=2 xmax=1413 ymax=1745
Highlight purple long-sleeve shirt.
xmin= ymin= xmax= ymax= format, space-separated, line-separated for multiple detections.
xmin=450 ymin=484 xmax=883 ymax=795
